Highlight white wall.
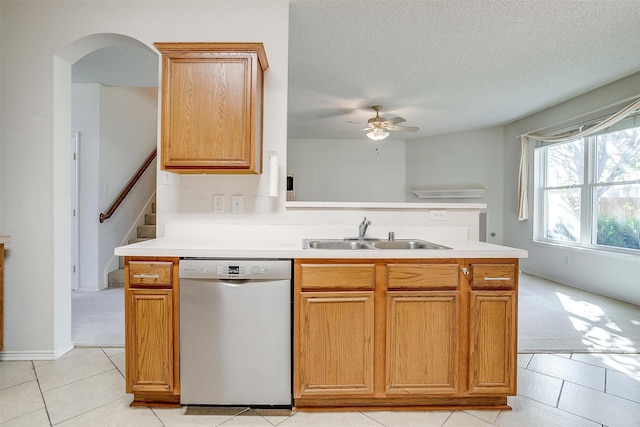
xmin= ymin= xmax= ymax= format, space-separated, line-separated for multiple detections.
xmin=0 ymin=0 xmax=289 ymax=357
xmin=406 ymin=127 xmax=504 ymax=244
xmin=98 ymin=86 xmax=157 ymax=288
xmin=73 ymin=85 xmax=157 ymax=291
xmin=72 ymin=84 xmax=101 ymax=291
xmin=287 ymin=138 xmax=406 ymax=202
xmin=503 ymin=72 xmax=640 ymax=305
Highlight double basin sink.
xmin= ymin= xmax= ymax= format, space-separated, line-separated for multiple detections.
xmin=303 ymin=238 xmax=451 ymax=250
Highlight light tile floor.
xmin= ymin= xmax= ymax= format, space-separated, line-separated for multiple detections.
xmin=1 ymin=348 xmax=639 ymax=426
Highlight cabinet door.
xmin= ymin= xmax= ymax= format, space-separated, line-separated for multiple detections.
xmin=468 ymin=291 xmax=516 ymax=395
xmin=157 ymin=43 xmax=267 ymax=174
xmin=296 ymin=291 xmax=375 ymax=397
xmin=386 ymin=291 xmax=460 ymax=394
xmin=126 ymin=288 xmax=175 ymax=394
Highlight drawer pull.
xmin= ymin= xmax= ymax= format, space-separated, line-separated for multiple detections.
xmin=133 ymin=274 xmax=161 ymax=279
xmin=484 ymin=277 xmax=510 ymax=281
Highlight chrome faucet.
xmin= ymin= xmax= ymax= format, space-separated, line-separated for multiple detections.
xmin=358 ymin=217 xmax=371 ymax=240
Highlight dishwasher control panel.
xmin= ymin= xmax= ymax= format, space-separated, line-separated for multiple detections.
xmin=179 ymin=259 xmax=291 ymax=280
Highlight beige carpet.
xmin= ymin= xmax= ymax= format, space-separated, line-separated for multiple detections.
xmin=72 ymin=287 xmax=124 ymax=347
xmin=518 ymin=273 xmax=640 ymax=353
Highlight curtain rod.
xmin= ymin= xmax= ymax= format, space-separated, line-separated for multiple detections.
xmin=516 ymin=95 xmax=640 ymax=139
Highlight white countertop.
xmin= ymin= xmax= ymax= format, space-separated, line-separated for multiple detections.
xmin=115 ymin=236 xmax=527 ymax=259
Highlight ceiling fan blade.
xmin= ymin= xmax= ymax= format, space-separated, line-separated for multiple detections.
xmin=382 ymin=117 xmax=406 ymax=125
xmin=346 ymin=120 xmax=367 ymax=124
xmin=340 ymin=127 xmax=371 ymax=134
xmin=386 ymin=125 xmax=419 ymax=132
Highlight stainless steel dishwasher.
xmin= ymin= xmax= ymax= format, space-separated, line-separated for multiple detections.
xmin=179 ymin=259 xmax=292 ymax=407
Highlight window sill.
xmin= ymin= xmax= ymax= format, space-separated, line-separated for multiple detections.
xmin=531 ymin=239 xmax=640 ymax=260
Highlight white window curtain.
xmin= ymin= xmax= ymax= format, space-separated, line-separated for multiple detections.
xmin=517 ymin=97 xmax=640 ymax=221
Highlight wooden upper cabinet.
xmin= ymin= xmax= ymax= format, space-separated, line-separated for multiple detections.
xmin=155 ymin=42 xmax=268 ymax=174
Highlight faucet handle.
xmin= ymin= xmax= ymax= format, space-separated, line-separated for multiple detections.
xmin=388 ymin=232 xmax=395 ymax=241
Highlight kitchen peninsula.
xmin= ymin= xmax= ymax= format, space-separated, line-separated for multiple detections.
xmin=116 ymin=218 xmax=527 ymax=410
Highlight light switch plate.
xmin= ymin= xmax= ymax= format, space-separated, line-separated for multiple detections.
xmin=231 ymin=195 xmax=244 ymax=213
xmin=254 ymin=196 xmax=265 ymax=213
xmin=160 ymin=171 xmax=175 ymax=185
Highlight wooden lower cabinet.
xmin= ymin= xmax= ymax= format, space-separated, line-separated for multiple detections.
xmin=297 ymin=291 xmax=374 ymax=397
xmin=294 ymin=258 xmax=518 ymax=410
xmin=468 ymin=290 xmax=516 ymax=395
xmin=386 ymin=291 xmax=459 ymax=395
xmin=124 ymin=257 xmax=180 ymax=406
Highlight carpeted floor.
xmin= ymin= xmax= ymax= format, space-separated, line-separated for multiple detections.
xmin=71 ymin=273 xmax=640 ymax=352
xmin=72 ymin=287 xmax=124 ymax=347
xmin=518 ymin=273 xmax=640 ymax=353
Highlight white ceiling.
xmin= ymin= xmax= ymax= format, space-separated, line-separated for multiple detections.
xmin=72 ymin=0 xmax=640 ymax=141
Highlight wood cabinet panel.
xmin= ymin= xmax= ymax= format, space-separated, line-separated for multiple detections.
xmin=124 ymin=256 xmax=180 ymax=406
xmin=469 ymin=263 xmax=516 ymax=289
xmin=386 ymin=291 xmax=460 ymax=394
xmin=387 ymin=263 xmax=459 ymax=289
xmin=294 ymin=257 xmax=518 ymax=409
xmin=296 ymin=291 xmax=375 ymax=397
xmin=129 ymin=261 xmax=173 ymax=287
xmin=468 ymin=291 xmax=516 ymax=395
xmin=156 ymin=43 xmax=268 ymax=174
xmin=299 ymin=264 xmax=375 ymax=290
xmin=126 ymin=289 xmax=175 ymax=394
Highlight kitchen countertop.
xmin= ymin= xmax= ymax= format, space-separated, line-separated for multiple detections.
xmin=115 ymin=236 xmax=527 ymax=259
xmin=0 ymin=236 xmax=10 ymax=244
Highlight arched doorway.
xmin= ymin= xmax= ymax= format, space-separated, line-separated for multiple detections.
xmin=55 ymin=33 xmax=158 ymax=346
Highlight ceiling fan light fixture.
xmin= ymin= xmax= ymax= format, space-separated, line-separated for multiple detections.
xmin=367 ymin=128 xmax=389 ymax=141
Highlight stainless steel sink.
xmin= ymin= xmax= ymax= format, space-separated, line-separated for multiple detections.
xmin=370 ymin=240 xmax=451 ymax=250
xmin=305 ymin=240 xmax=371 ymax=250
xmin=303 ymin=238 xmax=451 ymax=250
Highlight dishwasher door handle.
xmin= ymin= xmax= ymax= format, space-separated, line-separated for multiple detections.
xmin=218 ymin=279 xmax=251 ymax=286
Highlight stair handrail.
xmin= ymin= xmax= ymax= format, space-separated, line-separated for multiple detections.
xmin=99 ymin=149 xmax=157 ymax=223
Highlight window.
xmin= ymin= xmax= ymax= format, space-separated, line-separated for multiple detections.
xmin=535 ymin=123 xmax=640 ymax=253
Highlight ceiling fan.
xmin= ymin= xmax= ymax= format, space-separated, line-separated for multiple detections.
xmin=347 ymin=105 xmax=419 ymax=141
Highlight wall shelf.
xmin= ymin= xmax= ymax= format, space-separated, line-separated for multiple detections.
xmin=411 ymin=186 xmax=486 ymax=199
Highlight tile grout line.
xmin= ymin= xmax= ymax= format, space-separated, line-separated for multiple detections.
xmin=32 ymin=360 xmax=54 ymax=426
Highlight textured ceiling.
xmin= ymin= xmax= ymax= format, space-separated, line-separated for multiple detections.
xmin=72 ymin=0 xmax=640 ymax=141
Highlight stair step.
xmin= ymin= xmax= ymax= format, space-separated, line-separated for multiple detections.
xmin=128 ymin=237 xmax=152 ymax=245
xmin=145 ymin=212 xmax=156 ymax=225
xmin=151 ymin=202 xmax=156 ymax=213
xmin=137 ymin=224 xmax=156 ymax=239
xmin=119 ymin=256 xmax=125 ymax=269
xmin=108 ymin=268 xmax=124 ymax=288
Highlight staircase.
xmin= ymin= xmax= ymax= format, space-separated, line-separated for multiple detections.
xmin=107 ymin=202 xmax=156 ymax=288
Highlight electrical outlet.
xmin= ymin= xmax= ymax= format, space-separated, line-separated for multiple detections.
xmin=213 ymin=194 xmax=224 ymax=213
xmin=231 ymin=195 xmax=244 ymax=213
xmin=429 ymin=209 xmax=448 ymax=221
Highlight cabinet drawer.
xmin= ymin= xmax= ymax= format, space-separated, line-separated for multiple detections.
xmin=387 ymin=264 xmax=459 ymax=289
xmin=470 ymin=264 xmax=516 ymax=289
xmin=129 ymin=261 xmax=173 ymax=287
xmin=300 ymin=264 xmax=375 ymax=290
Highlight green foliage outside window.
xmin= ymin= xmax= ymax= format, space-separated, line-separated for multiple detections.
xmin=596 ymin=214 xmax=640 ymax=249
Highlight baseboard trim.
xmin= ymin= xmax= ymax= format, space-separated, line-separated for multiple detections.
xmin=0 ymin=342 xmax=75 ymax=361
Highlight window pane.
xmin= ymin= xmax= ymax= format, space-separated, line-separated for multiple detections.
xmin=545 ymin=140 xmax=584 ymax=187
xmin=544 ymin=188 xmax=581 ymax=242
xmin=594 ymin=184 xmax=640 ymax=250
xmin=595 ymin=126 xmax=640 ymax=183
